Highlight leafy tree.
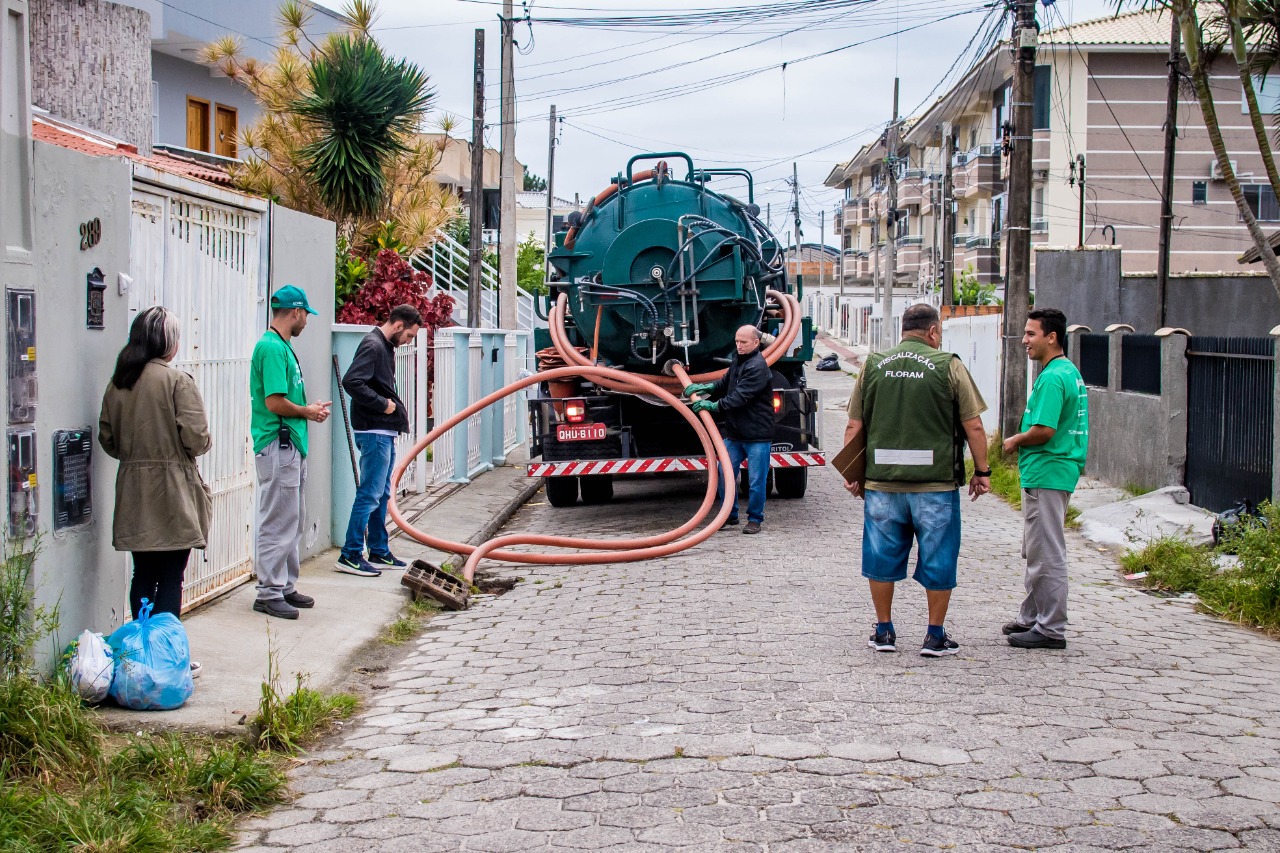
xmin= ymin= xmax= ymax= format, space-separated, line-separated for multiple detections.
xmin=523 ymin=171 xmax=548 ymax=192
xmin=517 ymin=232 xmax=548 ymax=294
xmin=203 ymin=0 xmax=460 ymax=255
xmin=953 ymin=264 xmax=999 ymax=305
xmin=1114 ymin=1 xmax=1280 ymax=295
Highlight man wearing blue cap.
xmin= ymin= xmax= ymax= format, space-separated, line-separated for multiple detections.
xmin=250 ymin=286 xmax=330 ymax=619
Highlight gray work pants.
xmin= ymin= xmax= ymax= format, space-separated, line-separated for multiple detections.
xmin=255 ymin=441 xmax=307 ymax=602
xmin=1018 ymin=487 xmax=1071 ymax=640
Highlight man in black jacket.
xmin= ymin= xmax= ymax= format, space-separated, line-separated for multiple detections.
xmin=337 ymin=304 xmax=421 ymax=575
xmin=684 ymin=325 xmax=775 ymax=534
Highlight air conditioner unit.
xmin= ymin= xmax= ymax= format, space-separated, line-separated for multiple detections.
xmin=1210 ymin=160 xmax=1238 ymax=181
xmin=1032 ymin=168 xmax=1050 ymax=182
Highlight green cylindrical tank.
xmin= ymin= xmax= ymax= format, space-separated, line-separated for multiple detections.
xmin=546 ymin=153 xmax=786 ymax=374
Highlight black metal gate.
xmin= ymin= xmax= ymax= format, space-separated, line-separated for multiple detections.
xmin=1185 ymin=336 xmax=1274 ymax=512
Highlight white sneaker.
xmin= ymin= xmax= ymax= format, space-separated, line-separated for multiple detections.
xmin=190 ymin=661 xmax=202 ymax=679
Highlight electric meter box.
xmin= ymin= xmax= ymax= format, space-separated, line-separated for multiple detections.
xmin=7 ymin=428 xmax=37 ymax=537
xmin=6 ymin=289 xmax=36 ymax=424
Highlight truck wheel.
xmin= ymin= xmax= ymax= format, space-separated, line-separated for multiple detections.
xmin=545 ymin=476 xmax=579 ymax=507
xmin=579 ymin=474 xmax=614 ymax=505
xmin=774 ymin=467 xmax=807 ymax=499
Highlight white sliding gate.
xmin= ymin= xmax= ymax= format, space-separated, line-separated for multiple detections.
xmin=129 ymin=185 xmax=262 ymax=610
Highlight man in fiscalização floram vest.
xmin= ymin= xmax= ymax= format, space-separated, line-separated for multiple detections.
xmin=843 ymin=303 xmax=992 ymax=657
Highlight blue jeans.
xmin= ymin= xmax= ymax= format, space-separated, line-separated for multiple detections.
xmin=716 ymin=439 xmax=771 ymax=524
xmin=342 ymin=433 xmax=396 ymax=560
xmin=861 ymin=489 xmax=961 ymax=591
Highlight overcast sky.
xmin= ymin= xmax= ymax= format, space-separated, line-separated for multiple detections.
xmin=326 ymin=0 xmax=1121 ymax=246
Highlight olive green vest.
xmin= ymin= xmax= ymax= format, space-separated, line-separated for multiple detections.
xmin=862 ymin=339 xmax=962 ymax=484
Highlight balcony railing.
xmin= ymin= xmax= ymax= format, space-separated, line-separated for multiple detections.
xmin=953 ymin=232 xmax=972 ymax=246
xmin=965 ymin=236 xmax=993 ymax=249
xmin=966 ymin=143 xmax=999 ymax=160
xmin=896 ymin=235 xmax=924 ymax=247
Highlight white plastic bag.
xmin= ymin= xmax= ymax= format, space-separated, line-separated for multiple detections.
xmin=68 ymin=630 xmax=114 ymax=703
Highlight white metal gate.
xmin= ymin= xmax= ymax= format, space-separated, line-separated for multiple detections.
xmin=129 ymin=187 xmax=261 ymax=610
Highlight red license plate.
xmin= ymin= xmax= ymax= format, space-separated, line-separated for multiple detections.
xmin=556 ymin=423 xmax=606 ymax=442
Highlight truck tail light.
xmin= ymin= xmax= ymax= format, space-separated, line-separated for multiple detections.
xmin=773 ymin=391 xmax=783 ymax=413
xmin=565 ymin=400 xmax=587 ymax=423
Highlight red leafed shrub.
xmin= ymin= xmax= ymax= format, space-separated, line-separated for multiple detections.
xmin=337 ymin=249 xmax=454 ymax=327
xmin=338 ymin=248 xmax=455 ymax=417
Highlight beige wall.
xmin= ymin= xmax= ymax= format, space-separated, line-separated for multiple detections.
xmin=424 ymin=134 xmax=524 ymax=195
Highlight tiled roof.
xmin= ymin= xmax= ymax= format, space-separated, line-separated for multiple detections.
xmin=33 ymin=118 xmax=237 ymax=188
xmin=1041 ymin=8 xmax=1173 ymax=47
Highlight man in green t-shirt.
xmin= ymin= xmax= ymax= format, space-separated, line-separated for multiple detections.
xmin=250 ymin=285 xmax=331 ymax=619
xmin=1001 ymin=308 xmax=1089 ymax=650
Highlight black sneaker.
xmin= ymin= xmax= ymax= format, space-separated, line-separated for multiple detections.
xmin=335 ymin=555 xmax=381 ymax=577
xmin=1001 ymin=621 xmax=1032 ymax=636
xmin=920 ymin=632 xmax=960 ymax=657
xmin=868 ymin=626 xmax=897 ymax=652
xmin=1007 ymin=628 xmax=1067 ymax=650
xmin=721 ymin=517 xmax=740 ymax=529
xmin=368 ymin=552 xmax=407 ymax=568
xmin=253 ymin=599 xmax=299 ymax=620
xmin=284 ymin=591 xmax=315 ymax=608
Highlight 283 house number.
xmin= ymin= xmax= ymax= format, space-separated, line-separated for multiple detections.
xmin=79 ymin=218 xmax=102 ymax=250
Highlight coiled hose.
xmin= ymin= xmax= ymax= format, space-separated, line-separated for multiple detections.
xmin=387 ymin=289 xmax=803 ymax=581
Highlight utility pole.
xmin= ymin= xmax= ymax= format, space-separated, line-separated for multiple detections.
xmin=1070 ymin=154 xmax=1086 ymax=248
xmin=871 ymin=218 xmax=880 ymax=306
xmin=941 ymin=122 xmax=956 ymax=305
xmin=881 ymin=78 xmax=900 ymax=351
xmin=498 ymin=0 xmax=517 ymax=330
xmin=819 ymin=208 xmax=826 ymax=288
xmin=467 ymin=28 xmax=485 ymax=328
xmin=1001 ymin=0 xmax=1037 ymax=441
xmin=1156 ymin=11 xmax=1181 ymax=328
xmin=543 ymin=105 xmax=557 ymax=291
xmin=791 ymin=162 xmax=802 ymax=286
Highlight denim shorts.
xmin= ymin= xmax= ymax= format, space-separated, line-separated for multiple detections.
xmin=861 ymin=489 xmax=961 ymax=591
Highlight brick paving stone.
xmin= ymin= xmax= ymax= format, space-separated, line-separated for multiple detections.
xmin=232 ymin=369 xmax=1280 ymax=850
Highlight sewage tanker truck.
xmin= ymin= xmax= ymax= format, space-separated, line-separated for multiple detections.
xmin=528 ymin=153 xmax=823 ymax=506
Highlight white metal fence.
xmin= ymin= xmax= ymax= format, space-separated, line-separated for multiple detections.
xmin=129 ymin=187 xmax=261 ymax=610
xmin=942 ymin=312 xmax=1003 ymax=433
xmin=415 ymin=229 xmax=541 ymax=330
xmin=430 ymin=328 xmax=530 ymax=484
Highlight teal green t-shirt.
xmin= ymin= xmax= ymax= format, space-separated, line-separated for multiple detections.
xmin=250 ymin=330 xmax=309 ymax=457
xmin=1019 ymin=356 xmax=1089 ymax=492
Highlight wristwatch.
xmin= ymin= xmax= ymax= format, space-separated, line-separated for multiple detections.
xmin=973 ymin=468 xmax=992 ymax=477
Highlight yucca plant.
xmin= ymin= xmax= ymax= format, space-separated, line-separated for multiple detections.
xmin=293 ymin=34 xmax=434 ymax=220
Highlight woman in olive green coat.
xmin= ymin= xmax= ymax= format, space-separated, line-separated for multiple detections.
xmin=99 ymin=306 xmax=212 ymax=622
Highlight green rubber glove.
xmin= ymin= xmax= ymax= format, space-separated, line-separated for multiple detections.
xmin=683 ymin=382 xmax=714 ymax=397
xmin=691 ymin=399 xmax=719 ymax=413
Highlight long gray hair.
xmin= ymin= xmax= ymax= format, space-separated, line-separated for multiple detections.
xmin=110 ymin=306 xmax=181 ymax=390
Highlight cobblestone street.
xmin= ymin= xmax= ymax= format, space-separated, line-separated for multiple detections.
xmin=237 ymin=368 xmax=1280 ymax=852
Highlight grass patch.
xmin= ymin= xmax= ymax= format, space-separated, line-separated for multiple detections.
xmin=0 ymin=542 xmax=354 ymax=850
xmin=383 ymin=596 xmax=441 ymax=645
xmin=1123 ymin=482 xmax=1156 ymax=498
xmin=1120 ymin=503 xmax=1280 ymax=632
xmin=253 ymin=659 xmax=358 ymax=754
xmin=1198 ymin=502 xmax=1280 ymax=631
xmin=1120 ymin=536 xmax=1216 ymax=593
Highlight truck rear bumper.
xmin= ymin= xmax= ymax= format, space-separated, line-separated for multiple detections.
xmin=528 ymin=452 xmax=825 ymax=477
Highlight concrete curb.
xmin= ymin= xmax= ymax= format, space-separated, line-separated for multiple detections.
xmin=468 ymin=475 xmax=542 ymax=547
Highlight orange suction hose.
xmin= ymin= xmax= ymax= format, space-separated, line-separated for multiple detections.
xmin=548 ymin=290 xmax=802 ymax=393
xmin=388 ymin=364 xmax=735 ymax=583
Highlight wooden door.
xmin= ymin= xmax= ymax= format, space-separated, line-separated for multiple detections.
xmin=215 ymin=105 xmax=237 ymax=158
xmin=186 ymin=97 xmax=210 ymax=151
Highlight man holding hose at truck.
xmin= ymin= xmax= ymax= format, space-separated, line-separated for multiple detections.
xmin=684 ymin=325 xmax=775 ymax=535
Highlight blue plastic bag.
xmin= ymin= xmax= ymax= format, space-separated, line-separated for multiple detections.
xmin=107 ymin=599 xmax=193 ymax=711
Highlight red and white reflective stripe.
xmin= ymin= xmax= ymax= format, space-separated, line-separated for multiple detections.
xmin=527 ymin=452 xmax=826 ymax=477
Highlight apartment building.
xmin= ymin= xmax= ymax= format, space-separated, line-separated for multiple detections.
xmin=827 ymin=8 xmax=1275 ymax=297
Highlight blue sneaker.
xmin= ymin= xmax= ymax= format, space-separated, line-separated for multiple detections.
xmin=367 ymin=552 xmax=407 ymax=568
xmin=335 ymin=554 xmax=381 ymax=577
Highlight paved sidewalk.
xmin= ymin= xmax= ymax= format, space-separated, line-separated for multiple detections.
xmin=96 ymin=461 xmax=538 ymax=733
xmin=235 ymin=367 xmax=1280 ymax=851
